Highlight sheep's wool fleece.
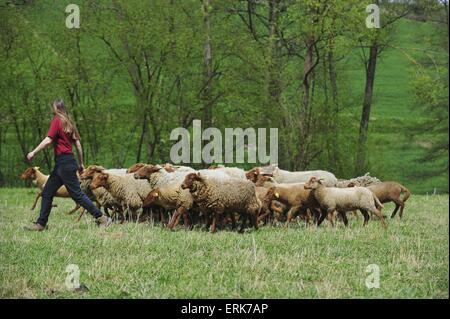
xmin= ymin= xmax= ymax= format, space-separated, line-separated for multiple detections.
xmin=192 ymin=177 xmax=259 ymax=213
xmin=314 ymin=186 xmax=378 ymax=212
xmin=273 ymin=168 xmax=338 ymax=186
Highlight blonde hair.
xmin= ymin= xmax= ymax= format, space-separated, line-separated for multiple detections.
xmin=53 ymin=99 xmax=80 ymax=140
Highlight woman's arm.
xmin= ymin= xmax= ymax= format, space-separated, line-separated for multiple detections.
xmin=74 ymin=139 xmax=85 ymax=172
xmin=27 ymin=137 xmax=53 ymax=161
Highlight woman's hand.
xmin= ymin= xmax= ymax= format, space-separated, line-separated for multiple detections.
xmin=26 ymin=151 xmax=35 ymax=161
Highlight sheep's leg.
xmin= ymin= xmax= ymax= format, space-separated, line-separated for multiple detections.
xmin=229 ymin=213 xmax=237 ymax=230
xmin=338 ymin=211 xmax=349 ymax=227
xmin=326 ymin=211 xmax=335 ymax=227
xmin=182 ymin=211 xmax=191 ymax=230
xmin=168 ymin=207 xmax=183 ymax=230
xmin=173 ymin=209 xmax=185 ymax=229
xmin=311 ymin=209 xmax=321 ymax=224
xmin=210 ymin=213 xmax=219 ymax=233
xmin=239 ymin=213 xmax=248 ymax=233
xmin=305 ymin=209 xmax=313 ymax=225
xmin=76 ymin=208 xmax=86 ymax=222
xmin=257 ymin=208 xmax=271 ymax=224
xmin=371 ymin=209 xmax=387 ymax=228
xmin=285 ymin=206 xmax=300 ymax=228
xmin=399 ymin=202 xmax=405 ymax=218
xmin=250 ymin=211 xmax=258 ymax=230
xmin=66 ymin=203 xmax=81 ymax=215
xmin=390 ymin=204 xmax=400 ymax=218
xmin=360 ymin=209 xmax=370 ymax=226
xmin=31 ymin=192 xmax=42 ymax=210
xmin=316 ymin=209 xmax=328 ymax=226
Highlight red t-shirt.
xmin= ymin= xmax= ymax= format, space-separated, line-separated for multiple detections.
xmin=47 ymin=116 xmax=79 ymax=155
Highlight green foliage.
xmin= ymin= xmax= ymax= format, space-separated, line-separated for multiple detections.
xmin=0 ymin=0 xmax=448 ymax=193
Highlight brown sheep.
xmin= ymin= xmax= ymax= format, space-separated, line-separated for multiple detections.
xmin=367 ymin=182 xmax=411 ymax=218
xmin=305 ymin=177 xmax=386 ymax=228
xmin=263 ymin=184 xmax=321 ymax=226
xmin=20 ymin=167 xmax=81 ymax=215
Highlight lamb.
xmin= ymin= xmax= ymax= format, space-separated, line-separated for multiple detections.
xmin=181 ymin=172 xmax=261 ymax=233
xmin=304 ymin=177 xmax=386 ymax=228
xmin=20 ymin=167 xmax=81 ymax=215
xmin=366 ymin=182 xmax=411 ymax=218
xmin=143 ymin=185 xmax=194 ymax=230
xmin=90 ymin=171 xmax=152 ymax=221
xmin=247 ymin=164 xmax=338 ymax=186
xmin=263 ymin=183 xmax=321 ymax=226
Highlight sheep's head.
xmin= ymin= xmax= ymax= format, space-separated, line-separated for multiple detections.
xmin=143 ymin=188 xmax=161 ymax=207
xmin=270 ymin=200 xmax=286 ymax=215
xmin=181 ymin=172 xmax=202 ymax=190
xmin=162 ymin=163 xmax=175 ymax=173
xmin=254 ymin=174 xmax=275 ymax=187
xmin=80 ymin=165 xmax=105 ymax=179
xmin=127 ymin=163 xmax=147 ymax=174
xmin=245 ymin=167 xmax=261 ymax=182
xmin=133 ymin=164 xmax=161 ymax=180
xmin=91 ymin=172 xmax=108 ymax=190
xmin=304 ymin=177 xmax=324 ymax=189
xmin=21 ymin=167 xmax=39 ymax=180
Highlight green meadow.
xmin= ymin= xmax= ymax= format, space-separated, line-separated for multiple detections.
xmin=1 ymin=189 xmax=448 ymax=298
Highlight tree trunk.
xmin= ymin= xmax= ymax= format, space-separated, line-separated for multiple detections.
xmin=201 ymin=0 xmax=213 ymax=166
xmin=356 ymin=43 xmax=378 ymax=175
xmin=297 ymin=36 xmax=315 ymax=170
xmin=136 ymin=110 xmax=147 ymax=163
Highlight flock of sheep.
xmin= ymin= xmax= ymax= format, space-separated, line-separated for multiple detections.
xmin=21 ymin=163 xmax=411 ymax=232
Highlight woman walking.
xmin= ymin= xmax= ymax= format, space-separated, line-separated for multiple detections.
xmin=24 ymin=99 xmax=111 ymax=231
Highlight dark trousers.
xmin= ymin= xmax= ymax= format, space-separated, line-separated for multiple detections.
xmin=37 ymin=153 xmax=102 ymax=226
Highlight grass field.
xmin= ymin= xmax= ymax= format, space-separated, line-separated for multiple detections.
xmin=0 ymin=188 xmax=448 ymax=298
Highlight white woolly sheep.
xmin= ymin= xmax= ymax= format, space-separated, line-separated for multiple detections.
xmin=90 ymin=171 xmax=152 ymax=221
xmin=181 ymin=172 xmax=261 ymax=233
xmin=247 ymin=164 xmax=338 ymax=187
xmin=304 ymin=177 xmax=386 ymax=227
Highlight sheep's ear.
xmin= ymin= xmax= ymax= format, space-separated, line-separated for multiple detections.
xmin=318 ymin=179 xmax=324 ymax=184
xmin=34 ymin=166 xmax=40 ymax=171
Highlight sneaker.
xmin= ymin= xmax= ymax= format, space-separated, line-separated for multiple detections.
xmin=96 ymin=215 xmax=112 ymax=227
xmin=23 ymin=223 xmax=45 ymax=231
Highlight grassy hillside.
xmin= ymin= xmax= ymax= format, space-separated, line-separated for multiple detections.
xmin=345 ymin=19 xmax=448 ymax=194
xmin=0 ymin=189 xmax=448 ymax=298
